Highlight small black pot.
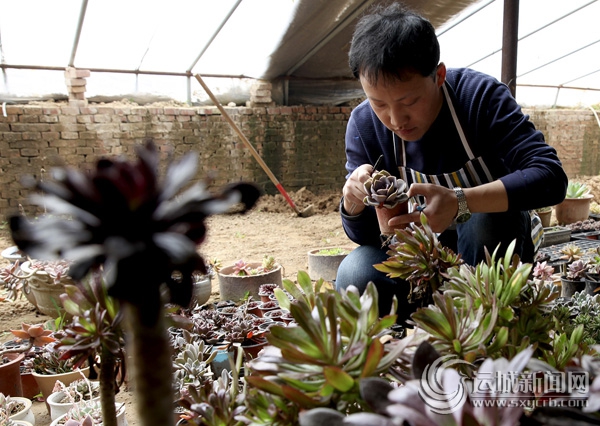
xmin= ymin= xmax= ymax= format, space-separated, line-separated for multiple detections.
xmin=585 ymin=273 xmax=600 ymax=296
xmin=560 ymin=276 xmax=586 ymax=298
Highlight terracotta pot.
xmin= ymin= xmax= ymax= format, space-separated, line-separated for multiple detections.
xmin=258 ymin=301 xmax=279 ymax=315
xmin=307 ymin=247 xmax=354 ymax=281
xmin=241 ymin=338 xmax=268 ymax=359
xmin=258 ymin=283 xmax=279 ymax=303
xmin=375 ymin=202 xmax=409 ymax=236
xmin=536 ymin=209 xmax=552 ymax=228
xmin=0 ymin=352 xmax=25 ymax=397
xmin=263 ymin=309 xmax=284 ymax=321
xmin=7 ymin=396 xmax=35 ymax=425
xmin=555 ymin=195 xmax=594 ymax=225
xmin=20 ymin=370 xmax=40 ymax=399
xmin=243 ymin=301 xmax=263 ymax=317
xmin=217 ymin=263 xmax=282 ymax=302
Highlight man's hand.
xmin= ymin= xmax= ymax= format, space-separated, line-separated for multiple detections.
xmin=389 ymin=183 xmax=458 ymax=232
xmin=342 ymin=164 xmax=374 ymax=215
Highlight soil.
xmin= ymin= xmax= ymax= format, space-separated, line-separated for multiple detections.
xmin=3 ymin=176 xmax=600 ymax=425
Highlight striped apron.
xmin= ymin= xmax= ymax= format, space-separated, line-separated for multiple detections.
xmin=395 ymin=84 xmax=543 ymax=251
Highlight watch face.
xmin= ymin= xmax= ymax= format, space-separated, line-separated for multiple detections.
xmin=456 ymin=212 xmax=472 ymax=224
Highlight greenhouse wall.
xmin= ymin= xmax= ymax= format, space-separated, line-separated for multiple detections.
xmin=0 ymin=104 xmax=598 ymax=220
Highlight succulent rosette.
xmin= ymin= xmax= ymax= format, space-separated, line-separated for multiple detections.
xmin=363 ymin=170 xmax=409 ymax=209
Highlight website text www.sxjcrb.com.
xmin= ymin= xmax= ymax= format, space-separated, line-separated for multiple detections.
xmin=470 ymin=398 xmax=588 ymax=409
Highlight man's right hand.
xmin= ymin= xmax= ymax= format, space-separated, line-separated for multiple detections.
xmin=342 ymin=164 xmax=374 ymax=215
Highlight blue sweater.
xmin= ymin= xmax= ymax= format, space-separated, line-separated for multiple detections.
xmin=342 ymin=68 xmax=568 ymax=246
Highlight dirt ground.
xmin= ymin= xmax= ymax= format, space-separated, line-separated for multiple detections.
xmin=3 ymin=176 xmax=600 ymax=425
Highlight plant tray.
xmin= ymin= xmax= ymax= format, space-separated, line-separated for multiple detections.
xmin=538 ymin=239 xmax=600 ymax=269
xmin=540 ymin=226 xmax=571 ymax=248
xmin=571 ymin=231 xmax=600 ymax=241
xmin=590 ymin=213 xmax=600 ymax=221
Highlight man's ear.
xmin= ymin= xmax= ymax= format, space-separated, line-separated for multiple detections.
xmin=436 ymin=63 xmax=446 ymax=87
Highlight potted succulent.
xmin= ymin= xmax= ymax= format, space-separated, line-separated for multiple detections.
xmin=363 ymin=169 xmax=410 ymax=236
xmin=555 ymin=181 xmax=594 ymax=225
xmin=30 ymin=340 xmax=91 ymax=412
xmin=257 ymin=283 xmax=279 ymax=303
xmin=217 ymin=255 xmax=282 ymax=302
xmin=0 ymin=322 xmax=56 ymax=398
xmin=556 ymin=243 xmax=588 ymax=298
xmin=49 ymin=399 xmax=127 ymax=426
xmin=306 ymin=246 xmax=354 ymax=281
xmin=20 ymin=259 xmax=74 ymax=318
xmin=0 ymin=392 xmax=35 ymax=425
xmin=221 ymin=311 xmax=268 ymax=360
xmin=47 ymin=378 xmax=101 ymax=421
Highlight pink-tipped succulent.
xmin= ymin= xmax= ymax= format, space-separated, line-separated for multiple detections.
xmin=363 ymin=170 xmax=409 ymax=209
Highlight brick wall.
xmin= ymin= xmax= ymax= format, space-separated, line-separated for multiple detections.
xmin=0 ymin=104 xmax=351 ymax=220
xmin=0 ymin=104 xmax=598 ymax=221
xmin=525 ymin=109 xmax=600 ymax=177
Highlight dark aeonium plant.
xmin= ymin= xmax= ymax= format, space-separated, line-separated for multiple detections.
xmin=9 ymin=140 xmax=261 ymax=426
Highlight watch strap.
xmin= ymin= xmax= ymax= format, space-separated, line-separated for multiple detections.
xmin=453 ymin=187 xmax=471 ymax=223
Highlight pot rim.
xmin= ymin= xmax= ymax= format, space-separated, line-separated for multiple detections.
xmin=7 ymin=396 xmax=32 ymax=415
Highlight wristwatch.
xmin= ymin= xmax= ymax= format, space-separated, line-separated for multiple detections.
xmin=453 ymin=187 xmax=471 ymax=223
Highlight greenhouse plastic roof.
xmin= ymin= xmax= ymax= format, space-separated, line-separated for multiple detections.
xmin=1 ymin=0 xmax=599 ymax=107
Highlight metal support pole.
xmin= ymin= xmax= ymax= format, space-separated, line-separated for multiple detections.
xmin=501 ymin=0 xmax=519 ymax=97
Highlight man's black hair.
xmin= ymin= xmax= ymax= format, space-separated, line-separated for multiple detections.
xmin=349 ymin=2 xmax=440 ymax=85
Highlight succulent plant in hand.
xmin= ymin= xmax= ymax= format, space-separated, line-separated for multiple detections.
xmin=363 ymin=170 xmax=409 ymax=209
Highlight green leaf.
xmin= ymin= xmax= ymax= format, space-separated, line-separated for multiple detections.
xmin=278 ymin=374 xmax=325 ymax=392
xmin=360 ymin=339 xmax=383 ymax=378
xmin=486 ymin=326 xmax=508 ymax=355
xmin=61 ymin=299 xmax=82 ymax=316
xmin=323 ymin=366 xmax=355 ymax=392
xmin=244 ymin=376 xmax=286 ymax=398
xmin=274 ymin=288 xmax=290 ymax=310
xmin=281 ymin=384 xmax=320 ymax=408
xmin=452 ymin=339 xmax=462 ymax=354
xmin=282 ymin=278 xmax=304 ymax=301
xmin=297 ymin=270 xmax=314 ymax=298
xmin=268 ymin=325 xmax=323 ymax=359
